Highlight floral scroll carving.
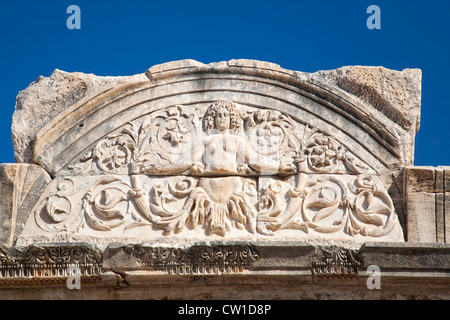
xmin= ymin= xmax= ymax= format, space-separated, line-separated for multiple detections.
xmin=29 ymin=100 xmax=402 ymax=242
xmin=69 ymin=105 xmax=201 ymax=176
xmin=68 ymin=101 xmax=372 ymax=176
xmin=257 ymin=174 xmax=401 ymax=238
xmin=34 ymin=177 xmax=81 ymax=232
xmin=81 ymin=177 xmax=133 ymax=231
xmin=33 ymin=172 xmax=401 ymax=240
xmin=131 ymin=175 xmax=258 ymax=236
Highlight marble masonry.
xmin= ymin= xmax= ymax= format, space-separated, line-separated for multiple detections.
xmin=0 ymin=60 xmax=448 ymax=299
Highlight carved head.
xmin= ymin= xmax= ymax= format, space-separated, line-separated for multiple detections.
xmin=203 ymin=100 xmax=242 ymax=134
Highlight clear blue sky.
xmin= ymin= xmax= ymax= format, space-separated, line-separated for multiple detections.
xmin=1 ymin=0 xmax=449 ymax=166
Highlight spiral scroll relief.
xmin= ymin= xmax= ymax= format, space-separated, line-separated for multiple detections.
xmin=24 ymin=101 xmax=403 ymax=243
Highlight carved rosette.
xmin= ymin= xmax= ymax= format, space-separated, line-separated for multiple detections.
xmin=243 ymin=109 xmax=299 ymax=167
xmin=34 ymin=177 xmax=82 ymax=232
xmin=69 ymin=105 xmax=201 ymax=176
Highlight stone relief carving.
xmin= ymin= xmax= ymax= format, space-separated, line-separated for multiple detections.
xmin=257 ymin=174 xmax=401 ymax=239
xmin=81 ymin=177 xmax=134 ymax=231
xmin=0 ymin=244 xmax=102 ymax=280
xmin=34 ymin=177 xmax=81 ymax=232
xmin=311 ymin=245 xmax=361 ymax=278
xmin=68 ymin=100 xmax=372 ymax=176
xmin=25 ymin=101 xmax=403 ymax=243
xmin=121 ymin=243 xmax=260 ymax=274
xmin=132 ymin=175 xmax=258 ymax=236
xmin=30 ymin=173 xmax=402 ymax=240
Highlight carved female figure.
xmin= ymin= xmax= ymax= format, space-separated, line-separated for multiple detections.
xmin=192 ymin=100 xmax=295 ymax=175
xmin=139 ymin=101 xmax=295 ymax=236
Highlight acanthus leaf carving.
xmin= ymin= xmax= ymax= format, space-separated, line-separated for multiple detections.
xmin=0 ymin=244 xmax=102 ymax=281
xmin=34 ymin=177 xmax=82 ymax=232
xmin=121 ymin=244 xmax=259 ymax=274
xmin=257 ymin=173 xmax=401 ymax=239
xmin=311 ymin=246 xmax=361 ymax=277
xmin=32 ymin=174 xmax=401 ymax=240
xmin=80 ymin=176 xmax=133 ymax=231
xmin=130 ymin=175 xmax=258 ymax=237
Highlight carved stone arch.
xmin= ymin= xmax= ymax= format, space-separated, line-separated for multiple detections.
xmin=24 ymin=59 xmax=420 ymax=178
xmin=13 ymin=60 xmax=419 ymax=245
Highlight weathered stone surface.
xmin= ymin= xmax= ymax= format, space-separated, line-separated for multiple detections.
xmin=0 ymin=243 xmax=102 ymax=281
xmin=310 ymin=66 xmax=421 ymax=132
xmin=6 ymin=60 xmax=450 ymax=300
xmin=359 ymin=242 xmax=450 ymax=272
xmin=13 ymin=98 xmax=405 ymax=247
xmin=406 ymin=192 xmax=436 ymax=242
xmin=0 ymin=164 xmax=51 ymax=246
xmin=314 ymin=65 xmax=422 ymax=166
xmin=446 ymin=192 xmax=450 ymax=243
xmin=16 ymin=172 xmax=404 ymax=247
xmin=405 ymin=166 xmax=449 ymax=243
xmin=12 ymin=60 xmax=421 ymax=176
xmin=0 ymin=241 xmax=448 ymax=300
xmin=12 ymin=69 xmax=148 ymax=163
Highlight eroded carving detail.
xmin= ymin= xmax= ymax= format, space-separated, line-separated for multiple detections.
xmin=34 ymin=177 xmax=81 ymax=232
xmin=28 ymin=101 xmax=403 ymax=241
xmin=311 ymin=246 xmax=361 ymax=278
xmin=32 ymin=174 xmax=401 ymax=239
xmin=131 ymin=175 xmax=258 ymax=236
xmin=81 ymin=177 xmax=133 ymax=231
xmin=300 ymin=126 xmax=369 ymax=174
xmin=122 ymin=244 xmax=260 ymax=274
xmin=257 ymin=174 xmax=401 ymax=239
xmin=0 ymin=245 xmax=102 ymax=280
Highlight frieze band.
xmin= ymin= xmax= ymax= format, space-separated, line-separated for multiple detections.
xmin=0 ymin=244 xmax=102 ymax=281
xmin=311 ymin=246 xmax=361 ymax=278
xmin=121 ymin=243 xmax=260 ymax=274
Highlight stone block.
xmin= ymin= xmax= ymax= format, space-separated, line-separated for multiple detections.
xmin=446 ymin=192 xmax=450 ymax=243
xmin=406 ymin=192 xmax=436 ymax=242
xmin=4 ymin=60 xmax=450 ymax=300
xmin=359 ymin=242 xmax=450 ymax=271
xmin=436 ymin=193 xmax=445 ymax=243
xmin=16 ymin=172 xmax=404 ymax=247
xmin=405 ymin=166 xmax=450 ymax=243
xmin=405 ymin=166 xmax=436 ymax=193
xmin=435 ymin=167 xmax=445 ymax=193
xmin=445 ymin=168 xmax=450 ymax=192
xmin=0 ymin=164 xmax=51 ymax=246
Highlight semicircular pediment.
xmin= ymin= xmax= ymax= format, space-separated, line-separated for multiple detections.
xmin=13 ymin=60 xmax=419 ymax=245
xmin=24 ymin=60 xmax=420 ymax=177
